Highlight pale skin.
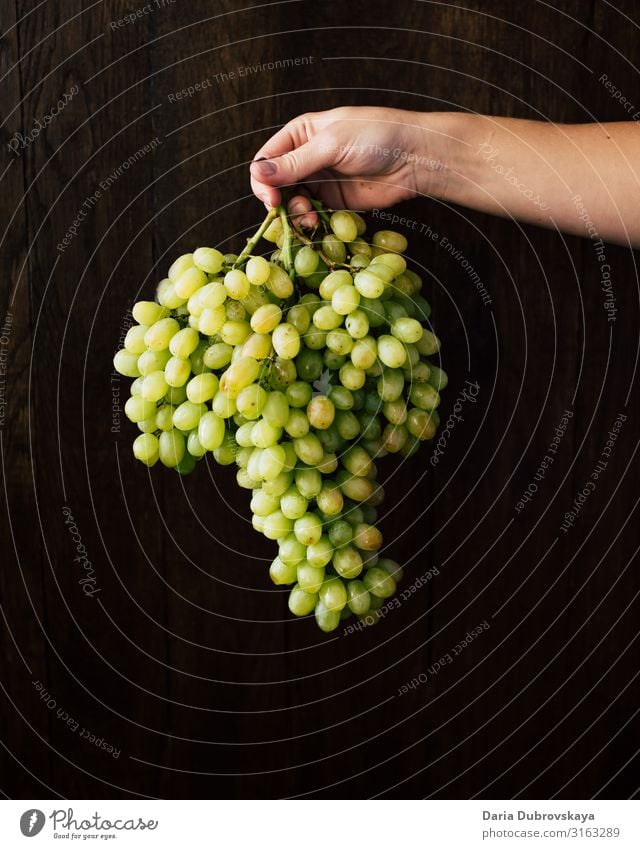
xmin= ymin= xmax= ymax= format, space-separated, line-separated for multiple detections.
xmin=250 ymin=106 xmax=640 ymax=247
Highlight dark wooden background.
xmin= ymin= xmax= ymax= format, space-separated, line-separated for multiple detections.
xmin=1 ymin=0 xmax=639 ymax=799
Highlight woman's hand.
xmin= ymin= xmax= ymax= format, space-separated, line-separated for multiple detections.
xmin=250 ymin=106 xmax=450 ymax=226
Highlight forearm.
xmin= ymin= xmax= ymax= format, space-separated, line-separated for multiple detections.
xmin=416 ymin=113 xmax=640 ymax=246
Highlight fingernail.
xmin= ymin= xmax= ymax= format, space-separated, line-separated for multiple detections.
xmin=290 ymin=201 xmax=306 ymax=215
xmin=300 ymin=214 xmax=315 ymax=228
xmin=253 ymin=160 xmax=276 ymax=176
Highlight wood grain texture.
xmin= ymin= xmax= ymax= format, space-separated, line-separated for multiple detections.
xmin=1 ymin=0 xmax=639 ymax=799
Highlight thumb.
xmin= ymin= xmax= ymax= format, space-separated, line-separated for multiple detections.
xmin=250 ymin=137 xmax=333 ymax=186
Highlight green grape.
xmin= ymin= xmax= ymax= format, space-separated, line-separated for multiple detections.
xmin=326 ymin=328 xmax=354 ymax=355
xmin=158 ymin=429 xmax=186 ymax=467
xmin=262 ymin=391 xmax=290 ymax=427
xmin=377 ymin=335 xmax=407 ymax=368
xmin=391 ymin=317 xmax=423 ymax=344
xmin=140 ymin=370 xmax=168 ymax=402
xmin=295 ymin=467 xmax=322 ymax=499
xmin=165 ymin=356 xmax=191 ymax=387
xmin=224 ymin=269 xmax=251 ymax=300
xmin=168 ymin=253 xmax=194 ymax=281
xmin=187 ymin=373 xmax=219 ymax=403
xmin=409 ymin=383 xmax=440 ymax=411
xmin=246 ymin=255 xmax=271 ymax=286
xmin=294 ymin=246 xmax=320 ymax=277
xmin=262 ymin=470 xmax=293 ymax=498
xmin=312 ymin=305 xmax=343 ymax=332
xmin=347 ymin=580 xmax=370 ymax=615
xmin=320 ymin=269 xmax=352 ymax=300
xmin=415 ymin=329 xmax=440 ymax=356
xmin=293 ymin=513 xmax=323 ymax=546
xmin=407 ymin=408 xmax=437 ymax=440
xmin=307 ymin=395 xmax=335 ymax=430
xmin=383 ymin=398 xmax=408 ymax=425
xmin=137 ymin=349 xmax=171 ymax=376
xmin=303 ymin=326 xmax=328 ymax=350
xmin=279 ymin=534 xmax=307 ymax=566
xmin=345 ymin=310 xmax=370 ymax=339
xmin=382 ymin=423 xmax=408 ymax=453
xmin=288 ymin=584 xmax=318 ymax=616
xmin=236 ymin=383 xmax=267 ymax=419
xmin=333 ymin=545 xmax=363 ymax=579
xmin=353 ymin=270 xmax=385 ymax=299
xmin=125 ymin=396 xmax=156 ymax=423
xmin=316 ymin=481 xmax=344 ymax=516
xmin=353 ymin=523 xmax=383 ymax=551
xmin=258 ymin=445 xmax=287 ymax=480
xmin=251 ymin=489 xmax=280 ymax=517
xmin=295 ymin=348 xmax=323 ymax=381
xmin=363 ymin=566 xmax=397 ymax=598
xmin=263 ymin=510 xmax=294 ymax=540
xmin=292 ymin=433 xmax=324 ymax=466
xmin=193 ymin=246 xmax=224 ymax=274
xmin=339 ymin=363 xmax=366 ymax=391
xmin=332 ymin=284 xmax=360 ymax=316
xmin=132 ymin=301 xmax=168 ymax=326
xmin=175 ymin=266 xmax=207 ymax=299
xmin=329 ymin=385 xmax=353 ymax=410
xmin=173 ymin=401 xmax=206 ymax=431
xmin=306 ymin=536 xmax=333 ymax=568
xmin=330 ymin=211 xmax=358 ymax=243
xmin=427 ymin=364 xmax=448 ymax=391
xmin=269 ymin=556 xmax=298 ymax=585
xmin=372 ymin=230 xmax=408 ymax=254
xmin=280 ymin=486 xmax=309 ymax=520
xmin=297 ymin=562 xmax=325 ymax=594
xmin=124 ymin=324 xmax=148 ymax=355
xmin=342 ymin=445 xmax=372 ymax=477
xmin=213 ymin=431 xmax=238 ymax=465
xmin=212 ymin=391 xmax=237 ymax=418
xmin=187 ymin=431 xmax=206 ymax=458
xmin=319 ymin=576 xmax=347 ymax=611
xmin=284 ymin=408 xmax=309 ymax=438
xmin=314 ymin=601 xmax=341 ymax=632
xmin=198 ymin=411 xmax=225 ymax=450
xmin=287 ymin=304 xmax=311 ymax=335
xmin=220 ymin=357 xmax=260 ymax=398
xmin=133 ymin=432 xmax=159 ymax=465
xmin=176 ymin=452 xmax=197 ymax=476
xmin=285 ymin=381 xmax=313 ymax=408
xmin=155 ymin=404 xmax=175 ymax=432
xmin=328 ymin=520 xmax=353 ymax=548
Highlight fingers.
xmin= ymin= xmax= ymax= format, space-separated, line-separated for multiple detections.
xmin=287 ymin=194 xmax=317 ymax=229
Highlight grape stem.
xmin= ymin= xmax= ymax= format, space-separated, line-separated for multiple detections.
xmin=277 ymin=205 xmax=295 ymax=280
xmin=310 ymin=198 xmax=332 ymax=229
xmin=232 ymin=207 xmax=277 ymax=269
xmin=290 ymin=224 xmax=340 ymax=270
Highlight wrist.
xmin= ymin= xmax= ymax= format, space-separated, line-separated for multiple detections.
xmin=409 ymin=111 xmax=482 ymax=202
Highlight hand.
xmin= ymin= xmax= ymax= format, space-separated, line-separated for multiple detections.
xmin=250 ymin=106 xmax=447 ymax=226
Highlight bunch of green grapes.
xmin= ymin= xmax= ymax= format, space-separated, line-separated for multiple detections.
xmin=113 ymin=201 xmax=447 ymax=632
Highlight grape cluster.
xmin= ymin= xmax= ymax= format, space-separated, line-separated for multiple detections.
xmin=113 ymin=201 xmax=447 ymax=632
